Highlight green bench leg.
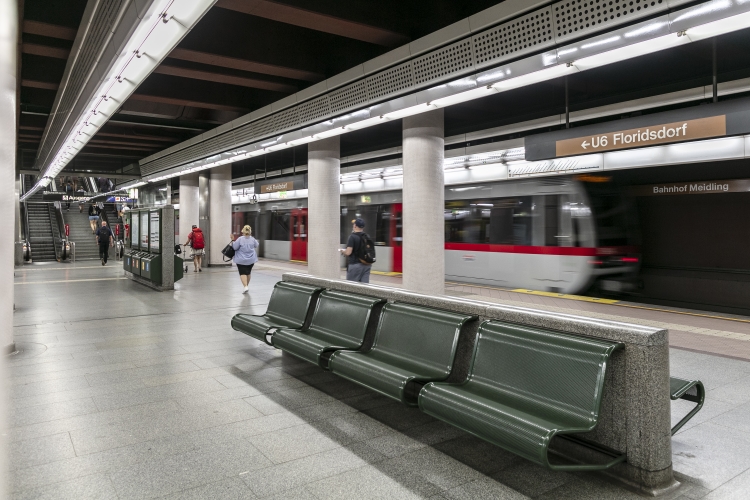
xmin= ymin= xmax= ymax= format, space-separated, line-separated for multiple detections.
xmin=670 ymin=378 xmax=705 ymax=435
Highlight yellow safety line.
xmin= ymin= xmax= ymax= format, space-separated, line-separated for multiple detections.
xmin=372 ymin=271 xmax=402 ymax=276
xmin=447 ymin=281 xmax=750 ymax=324
xmin=510 ymin=289 xmax=620 ymax=304
xmin=15 ymin=277 xmax=127 ymax=285
xmin=613 ymin=303 xmax=750 ymax=324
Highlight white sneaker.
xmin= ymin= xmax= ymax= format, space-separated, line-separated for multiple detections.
xmin=242 ymin=286 xmax=248 ymax=294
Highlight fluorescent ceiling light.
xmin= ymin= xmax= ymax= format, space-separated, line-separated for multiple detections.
xmin=382 ymin=103 xmax=436 ymax=120
xmin=573 ymin=33 xmax=689 ymax=71
xmin=429 ymin=85 xmax=499 ymax=107
xmin=492 ymin=64 xmax=578 ymax=92
xmin=21 ymin=0 xmax=214 ymax=201
xmin=686 ymin=9 xmax=750 ymax=41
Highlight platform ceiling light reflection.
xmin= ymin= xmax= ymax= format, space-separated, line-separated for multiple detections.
xmin=21 ymin=0 xmax=216 ymax=201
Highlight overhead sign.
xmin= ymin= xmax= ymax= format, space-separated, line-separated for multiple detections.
xmin=555 ymin=116 xmax=727 ymax=157
xmin=631 ymin=179 xmax=750 ymax=197
xmin=260 ymin=181 xmax=293 ymax=194
xmin=524 ymin=96 xmax=750 ymax=161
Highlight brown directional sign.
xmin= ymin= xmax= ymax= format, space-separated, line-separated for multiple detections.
xmin=260 ymin=181 xmax=293 ymax=193
xmin=555 ymin=115 xmax=727 ymax=157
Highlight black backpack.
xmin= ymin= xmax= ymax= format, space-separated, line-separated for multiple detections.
xmin=355 ymin=232 xmax=377 ymax=265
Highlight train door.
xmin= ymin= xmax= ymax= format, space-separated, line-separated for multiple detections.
xmin=389 ymin=203 xmax=402 ymax=272
xmin=290 ymin=208 xmax=307 ymax=262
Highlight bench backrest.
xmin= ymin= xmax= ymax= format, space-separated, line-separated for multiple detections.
xmin=468 ymin=321 xmax=621 ymax=429
xmin=371 ymin=302 xmax=476 ymax=379
xmin=265 ymin=282 xmax=320 ymax=324
xmin=308 ymin=291 xmax=384 ymax=345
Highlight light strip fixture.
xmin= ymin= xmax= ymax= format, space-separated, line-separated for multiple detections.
xmin=22 ymin=0 xmax=216 ymax=201
xmin=141 ymin=1 xmax=750 ymax=186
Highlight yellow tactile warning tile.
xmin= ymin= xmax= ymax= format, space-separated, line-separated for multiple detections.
xmin=454 ymin=293 xmax=750 ymax=343
xmin=509 ymin=288 xmax=620 ymax=304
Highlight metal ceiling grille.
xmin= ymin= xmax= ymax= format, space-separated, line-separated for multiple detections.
xmin=553 ymin=0 xmax=664 ymax=42
xmin=272 ymin=107 xmax=301 ymax=133
xmin=140 ymin=0 xmax=679 ymax=175
xmin=297 ymin=95 xmax=332 ymax=125
xmin=473 ymin=7 xmax=554 ymax=69
xmin=328 ymin=80 xmax=368 ymax=114
xmin=413 ymin=39 xmax=474 ymax=85
xmin=37 ymin=0 xmax=123 ymax=166
xmin=366 ymin=61 xmax=415 ymax=101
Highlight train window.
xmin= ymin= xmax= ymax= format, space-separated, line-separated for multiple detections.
xmin=270 ymin=211 xmax=291 ymax=241
xmin=446 ymin=198 xmax=532 ymax=245
xmin=545 ymin=195 xmax=560 ymax=247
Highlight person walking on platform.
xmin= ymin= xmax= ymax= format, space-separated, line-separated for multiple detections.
xmin=230 ymin=225 xmax=259 ymax=294
xmin=185 ymin=225 xmax=205 ymax=272
xmin=88 ymin=204 xmax=100 ymax=233
xmin=339 ymin=218 xmax=373 ymax=283
xmin=95 ymin=220 xmax=114 ymax=266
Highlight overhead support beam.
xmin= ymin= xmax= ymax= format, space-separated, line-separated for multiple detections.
xmin=169 ymin=48 xmax=322 ymax=82
xmin=21 ymin=42 xmax=69 ymax=59
xmin=216 ymin=0 xmax=409 ymax=47
xmin=129 ymin=93 xmax=249 ymax=113
xmin=21 ymin=79 xmax=58 ymax=90
xmin=82 ymin=144 xmax=158 ymax=152
xmin=95 ymin=132 xmax=178 ymax=143
xmin=107 ymin=119 xmax=205 ymax=132
xmin=22 ymin=20 xmax=77 ymax=40
xmin=87 ymin=138 xmax=165 ymax=148
xmin=153 ymin=65 xmax=297 ymax=93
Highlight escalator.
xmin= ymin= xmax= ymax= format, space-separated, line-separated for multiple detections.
xmin=26 ymin=202 xmax=57 ymax=262
xmin=66 ymin=208 xmax=105 ymax=260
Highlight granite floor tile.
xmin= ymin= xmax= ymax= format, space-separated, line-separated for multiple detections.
xmin=11 ymin=472 xmax=118 ymax=500
xmin=307 ymin=464 xmax=441 ymax=500
xmin=702 ymin=466 xmax=750 ymax=499
xmin=673 ymin=423 xmax=750 ymax=489
xmin=260 ymin=486 xmax=320 ymax=500
xmin=11 ymin=397 xmax=100 ymax=427
xmin=491 ymin=461 xmax=574 ymax=497
xmin=241 ymin=442 xmax=386 ymax=497
xmin=247 ymin=422 xmax=345 ymax=464
xmin=9 ymin=431 xmax=76 ymax=471
xmin=441 ymin=477 xmax=529 ymax=500
xmin=159 ymin=476 xmax=256 ymax=499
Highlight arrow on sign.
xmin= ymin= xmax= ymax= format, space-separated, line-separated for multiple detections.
xmin=581 ymin=141 xmax=589 ymax=149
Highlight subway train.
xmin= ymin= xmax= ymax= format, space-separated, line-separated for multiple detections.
xmin=232 ymin=176 xmax=640 ymax=294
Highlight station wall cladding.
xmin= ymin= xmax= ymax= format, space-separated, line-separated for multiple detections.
xmin=614 ymin=159 xmax=750 ymax=314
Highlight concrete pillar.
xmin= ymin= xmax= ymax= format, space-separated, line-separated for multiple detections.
xmin=198 ymin=172 xmax=210 ymax=262
xmin=307 ymin=136 xmax=340 ymax=279
xmin=402 ymin=109 xmax=445 ymax=295
xmin=0 ymin=1 xmax=18 ymax=496
xmin=209 ymin=164 xmax=232 ymax=266
xmin=178 ymin=173 xmax=199 ymax=247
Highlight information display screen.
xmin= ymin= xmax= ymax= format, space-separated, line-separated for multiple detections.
xmin=131 ymin=212 xmax=139 ymax=248
xmin=149 ymin=211 xmax=160 ymax=252
xmin=140 ymin=211 xmax=149 ymax=250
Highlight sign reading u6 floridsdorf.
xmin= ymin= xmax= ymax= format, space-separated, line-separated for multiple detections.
xmin=524 ymin=97 xmax=750 ymax=161
xmin=555 ymin=116 xmax=727 ymax=157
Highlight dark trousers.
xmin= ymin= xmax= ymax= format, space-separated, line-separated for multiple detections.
xmin=99 ymin=244 xmax=110 ymax=263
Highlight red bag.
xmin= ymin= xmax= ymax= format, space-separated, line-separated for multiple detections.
xmin=191 ymin=229 xmax=205 ymax=249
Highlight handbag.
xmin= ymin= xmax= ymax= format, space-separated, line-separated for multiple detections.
xmin=221 ymin=241 xmax=236 ymax=262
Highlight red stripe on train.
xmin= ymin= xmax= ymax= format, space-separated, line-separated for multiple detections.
xmin=443 ymin=243 xmax=636 ymax=257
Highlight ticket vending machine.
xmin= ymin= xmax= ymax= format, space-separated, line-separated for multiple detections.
xmin=123 ymin=206 xmax=180 ymax=290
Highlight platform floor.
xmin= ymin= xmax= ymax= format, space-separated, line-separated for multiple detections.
xmin=9 ymin=260 xmax=750 ymax=499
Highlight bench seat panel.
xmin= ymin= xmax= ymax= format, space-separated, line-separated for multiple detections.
xmin=329 ymin=303 xmax=477 ymax=405
xmin=272 ymin=326 xmax=362 ymax=366
xmin=419 ymin=320 xmax=622 ymax=469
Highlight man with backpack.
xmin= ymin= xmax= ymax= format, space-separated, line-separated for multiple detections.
xmin=339 ymin=218 xmax=376 ymax=283
xmin=95 ymin=220 xmax=114 ymax=266
xmin=184 ymin=225 xmax=205 ymax=272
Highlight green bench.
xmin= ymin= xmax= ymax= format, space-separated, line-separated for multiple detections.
xmin=271 ymin=290 xmax=385 ymax=369
xmin=328 ymin=302 xmax=476 ymax=406
xmin=670 ymin=377 xmax=705 ymax=435
xmin=231 ymin=282 xmax=321 ymax=345
xmin=418 ymin=320 xmax=625 ymax=471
